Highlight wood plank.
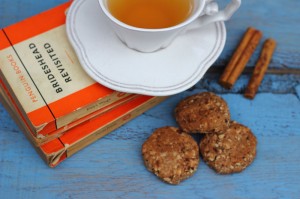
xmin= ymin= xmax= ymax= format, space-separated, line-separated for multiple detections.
xmin=0 ymin=0 xmax=299 ymax=198
xmin=194 ymin=73 xmax=300 ymax=94
xmin=215 ymin=1 xmax=300 ymax=69
xmin=0 ymin=93 xmax=300 ymax=198
xmin=0 ymin=0 xmax=68 ymax=28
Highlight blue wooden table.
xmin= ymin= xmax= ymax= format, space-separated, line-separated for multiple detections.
xmin=1 ymin=0 xmax=300 ymax=198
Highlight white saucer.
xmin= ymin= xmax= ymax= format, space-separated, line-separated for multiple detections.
xmin=66 ymin=0 xmax=226 ymax=96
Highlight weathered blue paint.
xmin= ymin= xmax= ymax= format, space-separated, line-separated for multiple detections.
xmin=0 ymin=0 xmax=300 ymax=199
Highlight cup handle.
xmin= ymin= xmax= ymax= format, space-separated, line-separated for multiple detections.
xmin=199 ymin=0 xmax=241 ymax=26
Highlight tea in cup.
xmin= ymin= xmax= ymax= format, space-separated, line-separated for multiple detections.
xmin=107 ymin=0 xmax=194 ymax=29
xmin=98 ymin=0 xmax=241 ymax=52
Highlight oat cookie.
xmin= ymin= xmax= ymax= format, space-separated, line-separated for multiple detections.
xmin=142 ymin=126 xmax=199 ymax=184
xmin=175 ymin=92 xmax=230 ymax=133
xmin=200 ymin=121 xmax=257 ymax=174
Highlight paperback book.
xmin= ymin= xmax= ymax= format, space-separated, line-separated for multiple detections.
xmin=0 ymin=1 xmax=131 ymax=139
xmin=0 ymin=1 xmax=167 ymax=167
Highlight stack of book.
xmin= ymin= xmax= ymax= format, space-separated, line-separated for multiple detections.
xmin=0 ymin=2 xmax=166 ymax=167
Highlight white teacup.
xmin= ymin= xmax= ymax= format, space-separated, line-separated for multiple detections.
xmin=98 ymin=0 xmax=241 ymax=53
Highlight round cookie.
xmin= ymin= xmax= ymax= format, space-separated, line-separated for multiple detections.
xmin=142 ymin=126 xmax=199 ymax=184
xmin=200 ymin=121 xmax=257 ymax=174
xmin=175 ymin=92 xmax=230 ymax=134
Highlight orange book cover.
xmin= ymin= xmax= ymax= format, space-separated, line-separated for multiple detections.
xmin=0 ymin=85 xmax=166 ymax=167
xmin=0 ymin=2 xmax=132 ymax=138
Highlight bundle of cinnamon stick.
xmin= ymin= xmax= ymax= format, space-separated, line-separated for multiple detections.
xmin=219 ymin=27 xmax=277 ymax=99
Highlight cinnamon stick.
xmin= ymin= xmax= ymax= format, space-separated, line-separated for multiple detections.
xmin=219 ymin=27 xmax=262 ymax=89
xmin=244 ymin=38 xmax=277 ymax=99
xmin=219 ymin=27 xmax=256 ymax=87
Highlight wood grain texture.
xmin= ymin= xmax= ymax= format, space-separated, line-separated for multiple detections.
xmin=1 ymin=94 xmax=300 ymax=199
xmin=216 ymin=0 xmax=300 ymax=69
xmin=0 ymin=0 xmax=300 ymax=199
